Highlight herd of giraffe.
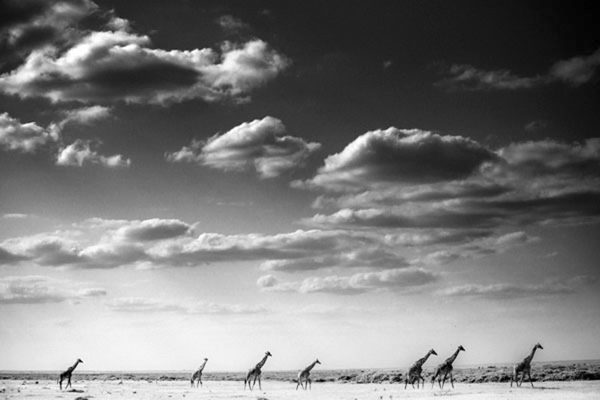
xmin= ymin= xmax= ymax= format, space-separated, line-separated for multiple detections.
xmin=58 ymin=343 xmax=544 ymax=391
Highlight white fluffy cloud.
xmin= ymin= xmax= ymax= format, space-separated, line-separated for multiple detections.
xmin=0 ymin=112 xmax=52 ymax=152
xmin=297 ymin=128 xmax=495 ymax=191
xmin=0 ymin=29 xmax=288 ymax=105
xmin=167 ymin=117 xmax=320 ymax=178
xmin=56 ymin=139 xmax=130 ymax=168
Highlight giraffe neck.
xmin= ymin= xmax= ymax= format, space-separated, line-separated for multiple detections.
xmin=304 ymin=360 xmax=319 ymax=373
xmin=524 ymin=346 xmax=538 ymax=365
xmin=255 ymin=354 xmax=269 ymax=370
xmin=417 ymin=350 xmax=433 ymax=367
xmin=198 ymin=360 xmax=208 ymax=372
xmin=446 ymin=348 xmax=461 ymax=365
xmin=71 ymin=360 xmax=81 ymax=371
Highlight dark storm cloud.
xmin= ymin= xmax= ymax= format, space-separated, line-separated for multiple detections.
xmin=167 ymin=117 xmax=320 ymax=179
xmin=297 ymin=128 xmax=497 ymax=192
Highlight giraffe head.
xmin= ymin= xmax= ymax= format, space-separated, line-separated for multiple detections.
xmin=458 ymin=345 xmax=466 ymax=352
xmin=315 ymin=359 xmax=321 ymax=365
xmin=77 ymin=358 xmax=84 ymax=364
xmin=535 ymin=343 xmax=543 ymax=350
xmin=430 ymin=349 xmax=438 ymax=356
xmin=204 ymin=357 xmax=208 ymax=361
xmin=265 ymin=351 xmax=272 ymax=357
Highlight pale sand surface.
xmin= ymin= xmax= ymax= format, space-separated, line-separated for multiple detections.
xmin=1 ymin=380 xmax=600 ymax=400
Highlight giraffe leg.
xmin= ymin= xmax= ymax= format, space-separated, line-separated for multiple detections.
xmin=450 ymin=371 xmax=454 ymax=389
xmin=66 ymin=376 xmax=72 ymax=389
xmin=308 ymin=377 xmax=312 ymax=390
xmin=528 ymin=371 xmax=534 ymax=388
xmin=441 ymin=373 xmax=447 ymax=389
xmin=258 ymin=374 xmax=262 ymax=391
xmin=519 ymin=370 xmax=525 ymax=387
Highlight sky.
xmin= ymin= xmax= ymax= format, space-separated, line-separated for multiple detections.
xmin=1 ymin=0 xmax=600 ymax=372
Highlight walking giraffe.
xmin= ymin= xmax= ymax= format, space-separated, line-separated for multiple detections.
xmin=405 ymin=349 xmax=437 ymax=389
xmin=296 ymin=359 xmax=321 ymax=390
xmin=510 ymin=343 xmax=543 ymax=388
xmin=58 ymin=358 xmax=83 ymax=390
xmin=431 ymin=345 xmax=465 ymax=389
xmin=244 ymin=351 xmax=272 ymax=391
xmin=190 ymin=358 xmax=208 ymax=388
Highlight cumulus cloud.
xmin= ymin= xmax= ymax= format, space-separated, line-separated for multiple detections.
xmin=300 ymin=133 xmax=600 ymax=230
xmin=439 ymin=275 xmax=597 ymax=299
xmin=258 ymin=267 xmax=439 ymax=295
xmin=1 ymin=110 xmax=128 ymax=168
xmin=167 ymin=117 xmax=320 ymax=178
xmin=296 ymin=128 xmax=496 ymax=191
xmin=0 ymin=112 xmax=52 ymax=152
xmin=438 ymin=47 xmax=600 ymax=91
xmin=106 ymin=296 xmax=267 ymax=315
xmin=1 ymin=234 xmax=149 ymax=269
xmin=0 ymin=28 xmax=288 ymax=104
xmin=0 ymin=0 xmax=97 ymax=68
xmin=0 ymin=275 xmax=106 ymax=305
xmin=56 ymin=139 xmax=130 ymax=168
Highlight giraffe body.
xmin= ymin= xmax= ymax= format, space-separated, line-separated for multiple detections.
xmin=431 ymin=346 xmax=465 ymax=389
xmin=58 ymin=358 xmax=83 ymax=390
xmin=190 ymin=358 xmax=208 ymax=388
xmin=510 ymin=343 xmax=543 ymax=388
xmin=405 ymin=349 xmax=437 ymax=389
xmin=296 ymin=359 xmax=321 ymax=390
xmin=244 ymin=351 xmax=272 ymax=391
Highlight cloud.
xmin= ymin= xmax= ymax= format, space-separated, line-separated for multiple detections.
xmin=0 ymin=275 xmax=106 ymax=305
xmin=0 ymin=29 xmax=289 ymax=105
xmin=167 ymin=117 xmax=320 ymax=178
xmin=1 ymin=234 xmax=149 ymax=269
xmin=299 ymin=135 xmax=600 ymax=230
xmin=296 ymin=128 xmax=496 ymax=191
xmin=0 ymin=112 xmax=52 ymax=152
xmin=56 ymin=139 xmax=130 ymax=167
xmin=1 ymin=110 xmax=128 ymax=168
xmin=0 ymin=0 xmax=98 ymax=67
xmin=258 ymin=267 xmax=439 ymax=295
xmin=438 ymin=47 xmax=600 ymax=91
xmin=115 ymin=219 xmax=194 ymax=241
xmin=216 ymin=15 xmax=250 ymax=34
xmin=436 ymin=64 xmax=544 ymax=91
xmin=549 ymin=48 xmax=600 ymax=86
xmin=439 ymin=275 xmax=597 ymax=299
xmin=0 ymin=246 xmax=29 ymax=264
xmin=106 ymin=296 xmax=267 ymax=315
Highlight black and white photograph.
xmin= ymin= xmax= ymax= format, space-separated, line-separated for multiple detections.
xmin=1 ymin=1 xmax=599 ymax=399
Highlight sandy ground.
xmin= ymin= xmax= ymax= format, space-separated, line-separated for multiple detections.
xmin=1 ymin=380 xmax=600 ymax=400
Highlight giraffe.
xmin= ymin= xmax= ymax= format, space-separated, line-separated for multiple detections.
xmin=190 ymin=358 xmax=208 ymax=388
xmin=244 ymin=351 xmax=272 ymax=391
xmin=431 ymin=345 xmax=465 ymax=389
xmin=405 ymin=349 xmax=437 ymax=389
xmin=58 ymin=358 xmax=83 ymax=390
xmin=510 ymin=343 xmax=543 ymax=388
xmin=296 ymin=359 xmax=321 ymax=390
